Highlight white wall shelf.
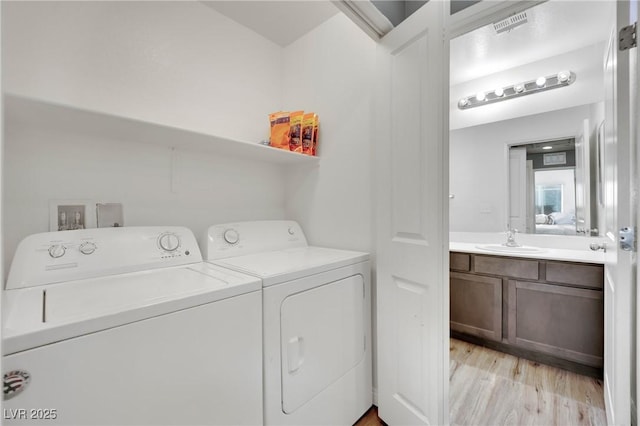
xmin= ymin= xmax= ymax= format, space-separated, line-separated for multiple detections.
xmin=3 ymin=94 xmax=320 ymax=166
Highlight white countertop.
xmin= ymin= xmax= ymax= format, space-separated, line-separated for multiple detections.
xmin=449 ymin=232 xmax=607 ymax=264
xmin=450 ymin=242 xmax=605 ymax=264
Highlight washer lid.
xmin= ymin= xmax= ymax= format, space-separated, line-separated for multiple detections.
xmin=212 ymin=246 xmax=369 ymax=287
xmin=3 ymin=263 xmax=260 ymax=355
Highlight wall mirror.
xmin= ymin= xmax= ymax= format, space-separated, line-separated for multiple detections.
xmin=450 ymin=106 xmax=603 ymax=237
xmin=507 ymin=134 xmax=597 ymax=236
xmin=448 ymin=0 xmax=610 ymax=238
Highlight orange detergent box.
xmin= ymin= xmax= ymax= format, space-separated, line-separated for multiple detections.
xmin=269 ymin=111 xmax=290 ymax=150
xmin=312 ymin=114 xmax=319 ymax=156
xmin=289 ymin=111 xmax=304 ymax=153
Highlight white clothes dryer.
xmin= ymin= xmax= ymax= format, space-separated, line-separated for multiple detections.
xmin=3 ymin=226 xmax=262 ymax=425
xmin=204 ymin=220 xmax=372 ymax=425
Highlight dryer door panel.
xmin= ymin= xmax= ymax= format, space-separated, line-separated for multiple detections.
xmin=280 ymin=274 xmax=365 ymax=414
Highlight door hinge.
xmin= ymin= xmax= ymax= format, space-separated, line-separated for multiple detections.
xmin=619 ymin=227 xmax=636 ymax=252
xmin=619 ymin=22 xmax=637 ymax=51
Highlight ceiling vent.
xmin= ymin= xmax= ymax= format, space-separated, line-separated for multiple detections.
xmin=493 ymin=11 xmax=528 ymax=34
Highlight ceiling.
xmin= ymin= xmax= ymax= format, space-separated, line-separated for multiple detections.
xmin=202 ymin=0 xmax=615 ymax=129
xmin=202 ymin=1 xmax=339 ymax=47
xmin=203 ymin=1 xmax=613 ymax=75
xmin=450 ymin=0 xmax=615 ymax=86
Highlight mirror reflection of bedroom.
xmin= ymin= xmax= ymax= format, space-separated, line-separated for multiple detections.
xmin=508 ymin=135 xmax=594 ymax=236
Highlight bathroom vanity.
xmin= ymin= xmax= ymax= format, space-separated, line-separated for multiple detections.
xmin=450 ymin=250 xmax=604 ymax=377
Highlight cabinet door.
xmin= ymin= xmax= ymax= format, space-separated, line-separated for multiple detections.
xmin=508 ymin=280 xmax=603 ymax=367
xmin=450 ymin=272 xmax=502 ymax=341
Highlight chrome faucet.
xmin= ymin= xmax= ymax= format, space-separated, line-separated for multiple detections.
xmin=504 ymin=227 xmax=521 ymax=247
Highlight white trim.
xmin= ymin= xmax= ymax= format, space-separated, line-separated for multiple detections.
xmin=605 ymin=370 xmax=615 ymax=425
xmin=331 ymin=1 xmax=393 ymax=40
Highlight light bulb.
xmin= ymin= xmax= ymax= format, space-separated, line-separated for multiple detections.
xmin=476 ymin=92 xmax=486 ymax=102
xmin=542 ymin=146 xmax=553 ymax=150
xmin=458 ymin=98 xmax=469 ymax=108
xmin=494 ymin=87 xmax=504 ymax=97
xmin=536 ymin=76 xmax=546 ymax=87
xmin=514 ymin=83 xmax=525 ymax=93
xmin=557 ymin=70 xmax=570 ymax=83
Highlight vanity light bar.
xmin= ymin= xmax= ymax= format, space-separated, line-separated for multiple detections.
xmin=458 ymin=71 xmax=576 ymax=110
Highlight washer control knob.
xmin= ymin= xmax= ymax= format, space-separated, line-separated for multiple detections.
xmin=223 ymin=229 xmax=240 ymax=245
xmin=288 ymin=226 xmax=295 ymax=235
xmin=48 ymin=244 xmax=66 ymax=259
xmin=79 ymin=242 xmax=97 ymax=255
xmin=158 ymin=232 xmax=180 ymax=252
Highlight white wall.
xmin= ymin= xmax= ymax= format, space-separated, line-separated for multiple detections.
xmin=2 ymin=3 xmax=376 ymax=273
xmin=282 ymin=13 xmax=375 ymax=254
xmin=3 ymin=117 xmax=286 ymax=274
xmin=281 ymin=12 xmax=377 ymax=397
xmin=450 ymin=104 xmax=593 ymax=232
xmin=2 ymin=1 xmax=282 ymax=143
xmin=1 ymin=1 xmax=289 ymax=273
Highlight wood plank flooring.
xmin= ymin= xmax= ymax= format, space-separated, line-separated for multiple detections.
xmin=449 ymin=338 xmax=606 ymax=425
xmin=355 ymin=338 xmax=606 ymax=426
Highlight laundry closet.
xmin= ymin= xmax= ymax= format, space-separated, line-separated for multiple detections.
xmin=1 ymin=1 xmax=378 ymax=424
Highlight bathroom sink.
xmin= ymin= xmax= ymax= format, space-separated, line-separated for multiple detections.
xmin=476 ymin=244 xmax=546 ymax=254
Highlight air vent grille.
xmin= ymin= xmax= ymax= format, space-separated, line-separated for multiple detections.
xmin=493 ymin=12 xmax=528 ymax=34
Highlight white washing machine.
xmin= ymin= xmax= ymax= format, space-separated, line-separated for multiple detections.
xmin=204 ymin=220 xmax=372 ymax=425
xmin=2 ymin=226 xmax=263 ymax=425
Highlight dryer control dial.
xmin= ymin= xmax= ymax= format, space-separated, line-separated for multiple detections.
xmin=79 ymin=242 xmax=97 ymax=255
xmin=48 ymin=244 xmax=66 ymax=259
xmin=223 ymin=229 xmax=240 ymax=245
xmin=158 ymin=232 xmax=181 ymax=252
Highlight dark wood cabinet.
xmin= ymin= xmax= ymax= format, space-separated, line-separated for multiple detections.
xmin=449 ymin=252 xmax=604 ymax=375
xmin=450 ymin=252 xmax=470 ymax=272
xmin=474 ymin=255 xmax=539 ymax=280
xmin=508 ymin=280 xmax=603 ymax=367
xmin=450 ymin=272 xmax=502 ymax=341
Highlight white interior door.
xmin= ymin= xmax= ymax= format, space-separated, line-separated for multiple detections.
xmin=525 ymin=160 xmax=534 ymax=233
xmin=375 ymin=1 xmax=448 ymax=424
xmin=508 ymin=146 xmax=527 ymax=233
xmin=575 ymin=118 xmax=591 ymax=235
xmin=603 ymin=1 xmax=636 ymax=424
xmin=634 ymin=4 xmax=640 ymax=424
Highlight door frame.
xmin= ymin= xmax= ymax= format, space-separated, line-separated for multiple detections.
xmin=445 ymin=2 xmax=633 ymax=425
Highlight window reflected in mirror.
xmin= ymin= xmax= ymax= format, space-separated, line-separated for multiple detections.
xmin=534 ymin=169 xmax=576 ymax=235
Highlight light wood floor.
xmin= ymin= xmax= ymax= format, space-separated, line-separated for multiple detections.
xmin=356 ymin=338 xmax=606 ymax=426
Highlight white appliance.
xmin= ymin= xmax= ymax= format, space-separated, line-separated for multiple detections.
xmin=3 ymin=226 xmax=263 ymax=425
xmin=204 ymin=220 xmax=372 ymax=425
